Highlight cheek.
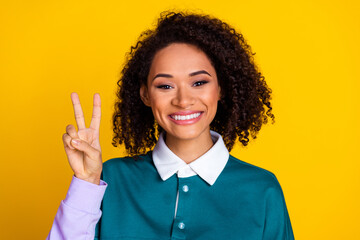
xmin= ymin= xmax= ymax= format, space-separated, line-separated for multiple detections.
xmin=149 ymin=95 xmax=167 ymax=118
xmin=207 ymin=87 xmax=220 ymax=111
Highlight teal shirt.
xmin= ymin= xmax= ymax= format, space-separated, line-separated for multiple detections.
xmin=95 ymin=152 xmax=294 ymax=240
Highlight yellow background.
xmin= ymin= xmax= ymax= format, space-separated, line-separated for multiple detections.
xmin=1 ymin=0 xmax=359 ymax=239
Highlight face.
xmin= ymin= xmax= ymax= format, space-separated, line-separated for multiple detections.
xmin=140 ymin=43 xmax=221 ymax=143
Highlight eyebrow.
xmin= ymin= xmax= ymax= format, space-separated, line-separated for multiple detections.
xmin=152 ymin=70 xmax=211 ymax=81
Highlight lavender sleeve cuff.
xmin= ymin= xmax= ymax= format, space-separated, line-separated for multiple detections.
xmin=46 ymin=176 xmax=108 ymax=240
xmin=63 ymin=175 xmax=108 ymax=214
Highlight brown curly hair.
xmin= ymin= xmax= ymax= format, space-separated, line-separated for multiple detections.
xmin=112 ymin=10 xmax=275 ymax=156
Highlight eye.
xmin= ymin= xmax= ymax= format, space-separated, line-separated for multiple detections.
xmin=156 ymin=84 xmax=173 ymax=89
xmin=193 ymin=80 xmax=209 ymax=87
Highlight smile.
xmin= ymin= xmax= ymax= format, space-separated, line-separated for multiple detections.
xmin=168 ymin=111 xmax=203 ymax=125
xmin=170 ymin=112 xmax=201 ymax=120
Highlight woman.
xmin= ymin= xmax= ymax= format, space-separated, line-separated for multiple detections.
xmin=47 ymin=11 xmax=294 ymax=240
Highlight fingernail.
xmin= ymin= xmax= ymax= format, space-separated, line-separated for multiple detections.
xmin=71 ymin=139 xmax=79 ymax=145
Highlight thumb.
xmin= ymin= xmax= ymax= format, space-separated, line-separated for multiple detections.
xmin=71 ymin=139 xmax=100 ymax=159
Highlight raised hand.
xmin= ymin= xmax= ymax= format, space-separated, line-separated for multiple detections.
xmin=62 ymin=92 xmax=102 ymax=185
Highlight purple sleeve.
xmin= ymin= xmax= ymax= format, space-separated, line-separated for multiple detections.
xmin=46 ymin=175 xmax=107 ymax=240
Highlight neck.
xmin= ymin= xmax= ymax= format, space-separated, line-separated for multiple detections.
xmin=164 ymin=130 xmax=214 ymax=164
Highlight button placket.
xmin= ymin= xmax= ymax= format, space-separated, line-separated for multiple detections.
xmin=171 ymin=178 xmax=192 ymax=239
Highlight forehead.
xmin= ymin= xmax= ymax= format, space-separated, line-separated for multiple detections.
xmin=149 ymin=43 xmax=216 ymax=74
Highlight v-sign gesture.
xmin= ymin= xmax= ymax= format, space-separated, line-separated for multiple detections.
xmin=62 ymin=92 xmax=102 ymax=185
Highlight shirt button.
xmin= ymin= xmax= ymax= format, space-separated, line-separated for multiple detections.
xmin=182 ymin=185 xmax=189 ymax=192
xmin=178 ymin=222 xmax=185 ymax=229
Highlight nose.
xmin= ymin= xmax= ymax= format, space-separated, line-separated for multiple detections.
xmin=171 ymin=86 xmax=195 ymax=109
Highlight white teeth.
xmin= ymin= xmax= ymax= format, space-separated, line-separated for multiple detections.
xmin=171 ymin=113 xmax=201 ymax=120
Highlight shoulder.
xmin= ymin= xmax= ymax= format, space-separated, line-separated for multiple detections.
xmin=103 ymin=151 xmax=153 ymax=168
xmin=102 ymin=151 xmax=157 ymax=180
xmin=222 ymin=155 xmax=283 ymax=192
xmin=227 ymin=155 xmax=277 ymax=179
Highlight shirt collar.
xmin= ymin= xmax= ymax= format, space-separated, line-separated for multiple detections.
xmin=152 ymin=130 xmax=229 ymax=186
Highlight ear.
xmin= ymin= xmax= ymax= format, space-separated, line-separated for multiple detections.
xmin=218 ymin=86 xmax=222 ymax=101
xmin=140 ymin=84 xmax=151 ymax=107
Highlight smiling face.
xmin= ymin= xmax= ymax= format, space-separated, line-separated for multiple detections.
xmin=140 ymin=43 xmax=221 ymax=144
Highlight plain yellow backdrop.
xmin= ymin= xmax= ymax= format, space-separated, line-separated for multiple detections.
xmin=1 ymin=0 xmax=359 ymax=239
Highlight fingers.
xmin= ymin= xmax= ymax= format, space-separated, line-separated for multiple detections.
xmin=90 ymin=93 xmax=101 ymax=132
xmin=63 ymin=125 xmax=79 ymax=150
xmin=66 ymin=124 xmax=79 ymax=139
xmin=62 ymin=131 xmax=100 ymax=160
xmin=63 ymin=132 xmax=75 ymax=150
xmin=70 ymin=138 xmax=101 ymax=160
xmin=71 ymin=92 xmax=86 ymax=130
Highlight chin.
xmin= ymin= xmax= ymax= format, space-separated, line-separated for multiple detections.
xmin=166 ymin=127 xmax=209 ymax=141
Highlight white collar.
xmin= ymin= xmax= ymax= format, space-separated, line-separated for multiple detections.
xmin=152 ymin=130 xmax=229 ymax=186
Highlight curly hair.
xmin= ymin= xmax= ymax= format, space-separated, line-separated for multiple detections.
xmin=112 ymin=10 xmax=275 ymax=156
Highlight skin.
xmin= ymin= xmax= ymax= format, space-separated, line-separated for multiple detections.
xmin=63 ymin=43 xmax=221 ymax=185
xmin=140 ymin=43 xmax=221 ymax=163
xmin=62 ymin=92 xmax=102 ymax=185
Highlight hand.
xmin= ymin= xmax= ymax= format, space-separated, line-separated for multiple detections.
xmin=62 ymin=92 xmax=102 ymax=185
